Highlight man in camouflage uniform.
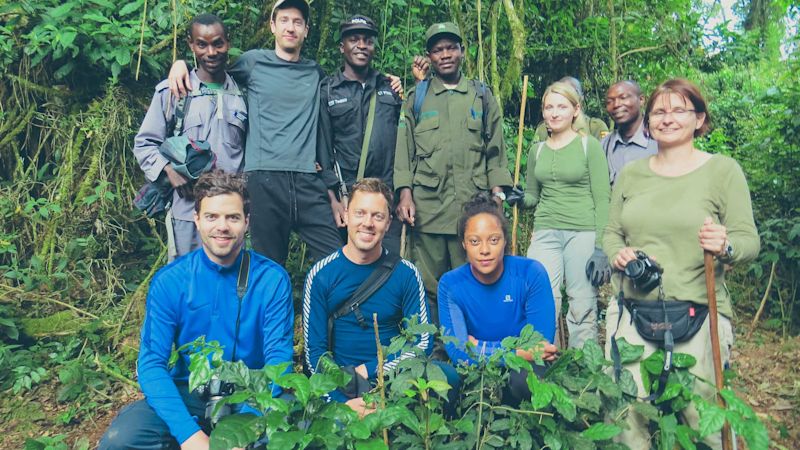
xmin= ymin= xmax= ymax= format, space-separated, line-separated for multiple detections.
xmin=394 ymin=22 xmax=513 ymax=329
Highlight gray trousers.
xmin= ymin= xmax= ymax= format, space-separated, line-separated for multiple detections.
xmin=166 ymin=209 xmax=201 ymax=262
xmin=526 ymin=229 xmax=597 ymax=349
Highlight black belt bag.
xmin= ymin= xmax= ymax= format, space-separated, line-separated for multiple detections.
xmin=624 ymin=299 xmax=709 ymax=343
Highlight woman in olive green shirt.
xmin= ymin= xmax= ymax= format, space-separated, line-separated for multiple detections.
xmin=603 ymin=79 xmax=759 ymax=449
xmin=518 ymin=81 xmax=612 ymax=350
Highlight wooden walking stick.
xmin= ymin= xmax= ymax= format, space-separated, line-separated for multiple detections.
xmin=400 ymin=223 xmax=407 ymax=259
xmin=704 ymin=250 xmax=734 ymax=450
xmin=511 ymin=75 xmax=529 ymax=255
xmin=373 ymin=313 xmax=389 ymax=446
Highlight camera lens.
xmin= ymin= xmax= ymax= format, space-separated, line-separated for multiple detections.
xmin=624 ymin=259 xmax=645 ymax=279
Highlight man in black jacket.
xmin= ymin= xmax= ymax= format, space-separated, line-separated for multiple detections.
xmin=317 ymin=15 xmax=403 ymax=253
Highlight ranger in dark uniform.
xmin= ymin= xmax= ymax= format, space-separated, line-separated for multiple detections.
xmin=318 ymin=15 xmax=404 ymax=253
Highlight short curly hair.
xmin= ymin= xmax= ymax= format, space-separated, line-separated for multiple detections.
xmin=193 ymin=170 xmax=249 ymax=215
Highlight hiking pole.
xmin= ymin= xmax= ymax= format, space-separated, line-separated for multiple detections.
xmin=511 ymin=75 xmax=529 ymax=255
xmin=704 ymin=250 xmax=733 ymax=450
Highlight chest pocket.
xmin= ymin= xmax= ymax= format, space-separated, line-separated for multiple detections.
xmin=413 ymin=116 xmax=439 ymax=158
xmin=225 ymin=108 xmax=247 ymax=150
xmin=329 ymin=100 xmax=355 ymax=118
xmin=181 ymin=112 xmax=204 ymax=136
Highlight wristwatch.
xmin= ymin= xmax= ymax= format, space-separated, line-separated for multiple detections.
xmin=719 ymin=239 xmax=734 ymax=260
xmin=493 ymin=191 xmax=506 ymax=201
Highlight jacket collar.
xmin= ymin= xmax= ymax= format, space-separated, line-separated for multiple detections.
xmin=198 ymin=245 xmax=245 ymax=273
xmin=431 ymin=74 xmax=468 ymax=94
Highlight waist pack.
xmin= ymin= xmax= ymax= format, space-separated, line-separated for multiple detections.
xmin=624 ymin=299 xmax=708 ymax=344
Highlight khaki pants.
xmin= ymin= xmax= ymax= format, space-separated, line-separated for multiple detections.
xmin=527 ymin=229 xmax=598 ymax=349
xmin=604 ymin=300 xmax=734 ymax=449
xmin=411 ymin=231 xmax=465 ymax=327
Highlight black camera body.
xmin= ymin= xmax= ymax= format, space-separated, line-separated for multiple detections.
xmin=196 ymin=375 xmax=235 ymax=425
xmin=624 ymin=250 xmax=663 ymax=293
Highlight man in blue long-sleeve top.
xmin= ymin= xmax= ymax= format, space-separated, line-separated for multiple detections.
xmin=100 ymin=171 xmax=294 ymax=450
xmin=303 ymin=178 xmax=451 ymax=415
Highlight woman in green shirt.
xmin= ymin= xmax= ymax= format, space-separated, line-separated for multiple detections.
xmin=603 ymin=79 xmax=759 ymax=448
xmin=515 ymin=81 xmax=612 ymax=350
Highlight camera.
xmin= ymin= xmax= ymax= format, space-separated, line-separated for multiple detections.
xmin=624 ymin=250 xmax=663 ymax=293
xmin=196 ymin=375 xmax=235 ymax=425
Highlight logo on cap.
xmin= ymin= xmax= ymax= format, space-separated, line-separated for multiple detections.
xmin=351 ymin=18 xmax=367 ymax=24
xmin=438 ymin=24 xmax=446 ymax=30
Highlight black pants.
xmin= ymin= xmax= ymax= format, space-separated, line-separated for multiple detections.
xmin=247 ymin=170 xmax=343 ymax=265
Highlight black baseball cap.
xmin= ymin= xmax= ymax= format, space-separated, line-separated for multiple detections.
xmin=340 ymin=15 xmax=378 ymax=38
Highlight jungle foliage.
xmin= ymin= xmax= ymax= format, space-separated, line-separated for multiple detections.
xmin=0 ymin=0 xmax=798 ymax=446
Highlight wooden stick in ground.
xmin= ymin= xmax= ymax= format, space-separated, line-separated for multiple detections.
xmin=511 ymin=75 xmax=529 ymax=255
xmin=400 ymin=223 xmax=407 ymax=259
xmin=373 ymin=313 xmax=389 ymax=446
xmin=704 ymin=251 xmax=733 ymax=450
xmin=747 ymin=259 xmax=776 ymax=339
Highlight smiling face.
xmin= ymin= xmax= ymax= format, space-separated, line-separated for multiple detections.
xmin=542 ymin=92 xmax=580 ymax=135
xmin=463 ymin=213 xmax=506 ymax=285
xmin=647 ymin=92 xmax=706 ymax=149
xmin=188 ymin=22 xmax=230 ymax=81
xmin=270 ymin=6 xmax=308 ymax=55
xmin=605 ymin=82 xmax=644 ymax=128
xmin=340 ymin=32 xmax=375 ymax=70
xmin=194 ymin=193 xmax=248 ymax=266
xmin=345 ymin=190 xmax=390 ymax=260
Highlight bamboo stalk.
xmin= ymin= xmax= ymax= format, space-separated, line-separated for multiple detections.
xmin=703 ymin=251 xmax=733 ymax=450
xmin=511 ymin=75 xmax=529 ymax=255
xmin=135 ymin=0 xmax=148 ymax=80
xmin=747 ymin=260 xmax=777 ymax=339
xmin=372 ymin=313 xmax=389 ymax=446
xmin=400 ymin=223 xmax=407 ymax=259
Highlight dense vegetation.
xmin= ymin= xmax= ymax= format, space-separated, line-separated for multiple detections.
xmin=0 ymin=0 xmax=798 ymax=447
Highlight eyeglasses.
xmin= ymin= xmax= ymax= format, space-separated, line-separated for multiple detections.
xmin=649 ymin=108 xmax=696 ymax=121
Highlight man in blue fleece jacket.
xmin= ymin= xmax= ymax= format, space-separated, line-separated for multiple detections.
xmin=99 ymin=171 xmax=293 ymax=450
xmin=303 ymin=178 xmax=444 ymax=415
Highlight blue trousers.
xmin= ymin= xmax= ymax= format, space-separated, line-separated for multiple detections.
xmin=98 ymin=384 xmax=207 ymax=450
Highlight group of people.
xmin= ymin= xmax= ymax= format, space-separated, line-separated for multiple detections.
xmin=102 ymin=1 xmax=760 ymax=449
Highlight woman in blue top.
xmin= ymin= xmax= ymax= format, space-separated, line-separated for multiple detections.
xmin=439 ymin=193 xmax=557 ymax=404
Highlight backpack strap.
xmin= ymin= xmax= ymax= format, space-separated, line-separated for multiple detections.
xmin=581 ymin=135 xmax=588 ymax=158
xmin=327 ymin=251 xmax=402 ymax=352
xmin=535 ymin=141 xmax=546 ymax=161
xmin=412 ymin=79 xmax=430 ymax=122
xmin=471 ymin=80 xmax=490 ymax=142
xmin=170 ymin=95 xmax=193 ymax=137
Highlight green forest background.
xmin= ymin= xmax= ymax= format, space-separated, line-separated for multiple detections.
xmin=0 ymin=0 xmax=798 ymax=447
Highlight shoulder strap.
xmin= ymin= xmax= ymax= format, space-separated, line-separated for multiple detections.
xmin=328 ymin=251 xmax=402 ymax=352
xmin=230 ymin=250 xmax=251 ymax=361
xmin=412 ymin=79 xmax=430 ymax=122
xmin=357 ymin=90 xmax=378 ymax=181
xmin=535 ymin=141 xmax=546 ymax=161
xmin=171 ymin=95 xmax=193 ymax=137
xmin=474 ymin=80 xmax=490 ymax=142
xmin=582 ymin=135 xmax=588 ymax=158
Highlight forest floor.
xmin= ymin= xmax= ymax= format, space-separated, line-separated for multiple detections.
xmin=1 ymin=319 xmax=797 ymax=449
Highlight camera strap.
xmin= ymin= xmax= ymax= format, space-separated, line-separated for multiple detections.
xmin=230 ymin=250 xmax=250 ymax=362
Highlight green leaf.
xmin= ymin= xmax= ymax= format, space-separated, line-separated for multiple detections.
xmin=268 ymin=430 xmax=304 ymax=449
xmin=658 ymin=414 xmax=678 ymax=450
xmin=675 ymin=424 xmax=697 ymax=450
xmin=47 ymin=3 xmax=76 ymax=19
xmin=655 ymin=380 xmax=683 ymax=403
xmin=543 ymin=433 xmax=563 ymax=450
xmin=581 ymin=339 xmax=605 ymax=372
xmin=615 ymin=337 xmax=644 ymax=364
xmin=114 ymin=49 xmax=131 ymax=66
xmin=277 ymin=373 xmax=311 ymax=406
xmin=631 ymin=401 xmax=660 ymax=421
xmin=551 ymin=386 xmax=576 ymax=421
xmin=528 ymin=374 xmax=553 ymax=409
xmin=618 ymin=369 xmax=639 ymax=397
xmin=209 ymin=414 xmax=261 ymax=450
xmin=83 ymin=13 xmax=112 ymax=23
xmin=118 ymin=0 xmax=142 ymax=16
xmin=355 ymin=439 xmax=389 ymax=450
xmin=696 ymin=400 xmax=726 ymax=438
xmin=581 ymin=423 xmax=622 ymax=441
xmin=309 ymin=372 xmax=339 ymax=396
xmin=671 ymin=353 xmax=697 ymax=369
xmin=592 ymin=373 xmax=622 ymax=398
xmin=575 ymin=392 xmax=602 ymax=414
xmin=349 ymin=420 xmax=371 ymax=440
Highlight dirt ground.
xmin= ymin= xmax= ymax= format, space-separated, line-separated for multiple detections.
xmin=2 ymin=325 xmax=798 ymax=449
